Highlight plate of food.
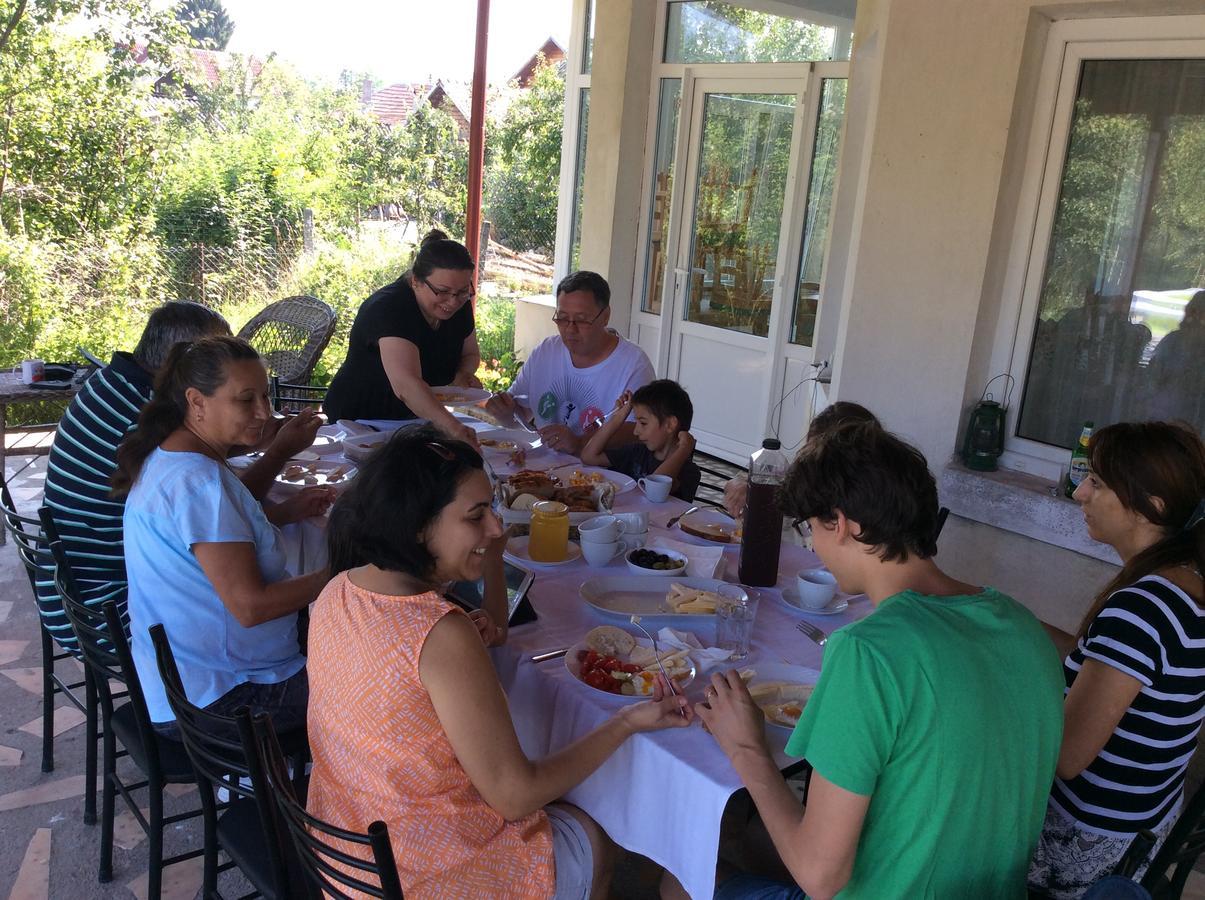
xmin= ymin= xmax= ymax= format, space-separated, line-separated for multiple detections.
xmin=497 ymin=470 xmax=616 ymax=525
xmin=477 ymin=429 xmax=539 ymax=455
xmin=579 ymin=577 xmax=746 ymax=624
xmin=274 ymin=459 xmax=356 ymax=492
xmin=676 ymin=507 xmax=741 ymax=544
xmin=548 ymin=464 xmax=636 ymax=495
xmin=431 ymin=386 xmax=491 ymax=406
xmin=742 ymin=663 xmax=819 ymax=731
xmin=342 ymin=431 xmax=392 ymax=462
xmin=565 ymin=626 xmax=696 ymax=698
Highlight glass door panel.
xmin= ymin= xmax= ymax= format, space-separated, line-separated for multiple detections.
xmin=641 ymin=79 xmax=682 ymax=315
xmin=684 ymin=91 xmax=796 ymax=338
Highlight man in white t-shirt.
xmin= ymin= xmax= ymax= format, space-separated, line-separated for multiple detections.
xmin=486 ymin=271 xmax=656 ymax=455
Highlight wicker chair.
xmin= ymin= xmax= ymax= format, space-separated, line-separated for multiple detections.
xmin=237 ymin=296 xmax=337 ymax=384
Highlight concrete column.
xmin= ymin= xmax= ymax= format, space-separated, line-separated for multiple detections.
xmin=575 ymin=0 xmax=657 ymax=335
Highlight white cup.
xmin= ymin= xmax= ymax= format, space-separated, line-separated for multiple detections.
xmin=638 ymin=474 xmax=673 ymax=503
xmin=615 ymin=511 xmax=649 ymax=534
xmin=20 ymin=360 xmax=45 ymax=385
xmin=579 ymin=515 xmax=625 ymax=543
xmin=795 ymin=568 xmax=838 ymax=610
xmin=581 ymin=539 xmax=629 ymax=567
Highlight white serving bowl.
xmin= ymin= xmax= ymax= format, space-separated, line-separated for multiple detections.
xmin=624 ymin=547 xmax=688 ymax=577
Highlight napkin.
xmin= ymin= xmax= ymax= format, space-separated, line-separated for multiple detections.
xmin=647 ymin=537 xmax=724 ymax=579
xmin=656 ymin=627 xmax=735 ymax=672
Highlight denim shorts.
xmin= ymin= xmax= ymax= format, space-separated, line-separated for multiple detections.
xmin=546 ymin=804 xmax=593 ymax=900
xmin=714 ymin=873 xmax=806 ymax=900
xmin=153 ymin=668 xmax=309 ymax=740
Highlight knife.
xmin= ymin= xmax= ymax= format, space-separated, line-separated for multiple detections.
xmin=531 ymin=648 xmax=570 ymax=663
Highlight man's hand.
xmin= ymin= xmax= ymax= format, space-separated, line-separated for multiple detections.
xmin=723 ymin=475 xmax=749 ymax=519
xmin=696 ymin=670 xmax=770 ymax=762
xmin=538 ymin=423 xmax=581 ymax=455
xmin=453 ymin=371 xmax=483 ymax=389
xmin=267 ymin=408 xmax=323 ymax=460
xmin=613 ymin=390 xmax=634 ymax=412
xmin=268 ymin=486 xmax=336 ymax=526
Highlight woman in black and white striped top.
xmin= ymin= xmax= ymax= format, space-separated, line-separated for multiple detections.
xmin=1029 ymin=421 xmax=1205 ymax=898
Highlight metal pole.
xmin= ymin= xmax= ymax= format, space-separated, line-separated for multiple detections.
xmin=465 ymin=0 xmax=490 ymax=294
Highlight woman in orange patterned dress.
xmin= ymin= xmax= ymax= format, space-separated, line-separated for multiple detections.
xmin=306 ymin=425 xmax=693 ymax=899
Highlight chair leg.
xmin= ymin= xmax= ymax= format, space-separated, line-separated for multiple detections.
xmin=99 ymin=728 xmax=116 ymax=883
xmin=148 ymin=782 xmax=164 ymax=900
xmin=40 ymin=628 xmax=54 ymax=773
xmin=202 ymin=788 xmax=218 ymax=899
xmin=84 ymin=672 xmax=97 ymax=825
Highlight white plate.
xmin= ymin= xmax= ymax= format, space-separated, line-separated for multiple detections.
xmin=308 ymin=432 xmax=343 ymax=456
xmin=746 ymin=663 xmax=819 ymax=731
xmin=548 ymin=464 xmax=636 ymax=495
xmin=778 ymin=587 xmax=850 ymax=616
xmin=274 ymin=459 xmax=357 ymax=493
xmin=431 ymin=386 xmax=491 ymax=406
xmin=342 ymin=431 xmax=392 ymax=462
xmin=579 ymin=576 xmax=745 ymax=624
xmin=477 ymin=429 xmax=538 ymax=455
xmin=564 ymin=637 xmax=697 ymax=700
xmin=675 ymin=507 xmax=739 ymax=544
xmin=504 ymin=535 xmax=583 ymax=568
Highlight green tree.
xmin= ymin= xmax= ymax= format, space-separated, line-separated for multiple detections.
xmin=485 ymin=58 xmax=563 ymax=254
xmin=395 ymin=102 xmax=468 ymax=235
xmin=175 ymin=0 xmax=233 ymax=50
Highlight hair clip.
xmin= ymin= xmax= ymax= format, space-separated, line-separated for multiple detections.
xmin=1185 ymin=498 xmax=1205 ymax=532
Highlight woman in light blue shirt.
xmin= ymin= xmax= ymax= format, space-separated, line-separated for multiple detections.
xmin=112 ymin=336 xmax=333 ymax=736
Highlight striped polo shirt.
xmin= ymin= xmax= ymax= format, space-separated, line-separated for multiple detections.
xmin=1051 ymin=575 xmax=1205 ymax=836
xmin=37 ymin=353 xmax=152 ymax=649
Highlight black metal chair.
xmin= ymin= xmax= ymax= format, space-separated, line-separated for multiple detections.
xmin=52 ymin=545 xmax=203 ymax=898
xmin=935 ymin=506 xmax=951 ymax=542
xmin=269 ymin=375 xmax=329 ymax=414
xmin=0 ymin=486 xmax=98 ymax=803
xmin=237 ymin=296 xmax=336 ymax=385
xmin=252 ymin=713 xmax=404 ymax=900
xmin=1140 ymin=780 xmax=1205 ymax=898
xmin=149 ymin=624 xmax=303 ymax=899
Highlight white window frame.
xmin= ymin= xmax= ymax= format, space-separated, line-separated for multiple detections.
xmin=989 ymin=14 xmax=1205 ymax=477
xmin=552 ymin=0 xmax=593 ymax=283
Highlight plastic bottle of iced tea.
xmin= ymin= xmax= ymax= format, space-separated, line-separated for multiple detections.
xmin=738 ymin=439 xmax=788 ymax=587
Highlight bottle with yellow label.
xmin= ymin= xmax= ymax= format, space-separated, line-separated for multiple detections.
xmin=528 ymin=500 xmax=569 ymax=562
xmin=1064 ymin=421 xmax=1094 ymax=499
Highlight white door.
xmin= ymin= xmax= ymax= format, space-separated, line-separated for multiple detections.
xmin=661 ymin=75 xmax=808 ymax=462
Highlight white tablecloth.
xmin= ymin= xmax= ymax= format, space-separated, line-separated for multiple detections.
xmin=281 ymin=419 xmax=873 ymax=899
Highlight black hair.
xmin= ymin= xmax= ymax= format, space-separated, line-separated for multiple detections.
xmin=326 ymin=424 xmax=485 ymax=579
xmin=112 ymin=336 xmax=261 ymax=497
xmin=806 ymin=401 xmax=880 ymax=441
xmin=1076 ymin=421 xmax=1205 ymax=637
xmin=410 ymin=229 xmax=474 ymax=280
xmin=131 ymin=301 xmax=231 ymax=373
xmin=779 ymin=421 xmax=940 ymax=562
xmin=555 ymin=270 xmax=611 ymax=308
xmin=631 ymin=379 xmax=693 ymax=431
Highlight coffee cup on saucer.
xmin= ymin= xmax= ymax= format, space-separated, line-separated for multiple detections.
xmin=638 ymin=474 xmax=672 ymax=503
xmin=795 ymin=568 xmax=838 ymax=610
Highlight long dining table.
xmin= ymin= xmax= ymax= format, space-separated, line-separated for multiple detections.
xmin=274 ymin=418 xmax=874 ymax=899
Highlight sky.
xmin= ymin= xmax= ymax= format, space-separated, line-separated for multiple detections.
xmin=220 ymin=0 xmax=574 ymax=87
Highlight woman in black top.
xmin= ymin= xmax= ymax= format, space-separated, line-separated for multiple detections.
xmin=324 ymin=231 xmax=481 ymax=445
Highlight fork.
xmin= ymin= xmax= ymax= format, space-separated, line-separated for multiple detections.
xmin=665 ymin=505 xmax=700 ymax=530
xmin=795 ymin=620 xmax=828 ymax=648
xmin=630 ymin=615 xmax=687 ymax=717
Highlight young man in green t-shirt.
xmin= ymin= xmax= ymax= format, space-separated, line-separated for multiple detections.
xmin=692 ymin=423 xmax=1065 ymax=899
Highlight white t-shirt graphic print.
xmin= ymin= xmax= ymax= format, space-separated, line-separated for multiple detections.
xmin=510 ymin=333 xmax=656 ymax=435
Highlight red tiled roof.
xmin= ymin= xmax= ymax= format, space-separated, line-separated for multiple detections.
xmin=369 ymin=83 xmax=418 ymax=126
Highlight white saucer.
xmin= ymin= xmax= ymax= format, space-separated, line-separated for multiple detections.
xmin=779 ymin=587 xmax=849 ymax=616
xmin=504 ymin=536 xmax=583 ymax=568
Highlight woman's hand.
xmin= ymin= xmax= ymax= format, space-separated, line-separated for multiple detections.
xmin=618 ymin=675 xmax=695 ymax=733
xmin=438 ymin=421 xmax=480 ymax=450
xmin=267 ymin=408 xmax=324 ymax=460
xmin=695 ymin=670 xmax=769 ymax=760
xmin=268 ymin=486 xmax=336 ymax=525
xmin=453 ymin=370 xmax=484 ymax=389
xmin=468 ymin=609 xmax=506 ymax=647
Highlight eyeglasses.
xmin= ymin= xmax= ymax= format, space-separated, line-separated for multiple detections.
xmin=790 ymin=518 xmax=812 ymax=539
xmin=421 ymin=278 xmax=475 ymax=304
xmin=551 ymin=306 xmax=606 ymax=329
xmin=425 ymin=441 xmax=456 ymax=461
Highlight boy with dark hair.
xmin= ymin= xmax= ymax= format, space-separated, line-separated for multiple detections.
xmin=682 ymin=423 xmax=1064 ymax=898
xmin=581 ymin=379 xmax=701 ymax=501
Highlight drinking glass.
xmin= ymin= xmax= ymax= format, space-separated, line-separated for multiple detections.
xmin=715 ymin=588 xmax=759 ymax=660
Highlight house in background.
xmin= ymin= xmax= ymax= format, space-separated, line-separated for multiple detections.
xmin=511 ymin=36 xmax=567 ymax=86
xmin=542 ymin=0 xmax=1205 ymax=628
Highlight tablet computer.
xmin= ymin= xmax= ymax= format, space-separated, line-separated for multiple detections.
xmin=447 ymin=561 xmax=538 ymax=626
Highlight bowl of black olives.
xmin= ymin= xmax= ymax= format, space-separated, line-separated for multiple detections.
xmin=625 ymin=547 xmax=688 ymax=576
